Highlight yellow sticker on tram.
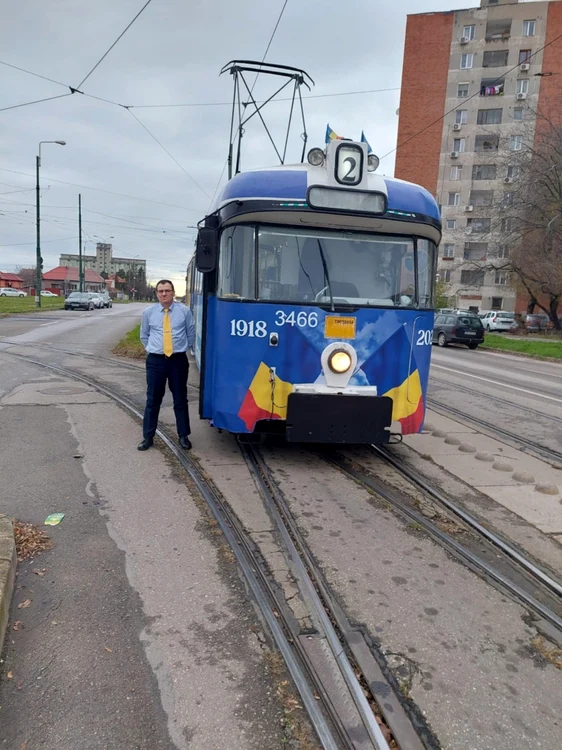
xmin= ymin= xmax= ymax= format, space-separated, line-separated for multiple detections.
xmin=324 ymin=316 xmax=357 ymax=340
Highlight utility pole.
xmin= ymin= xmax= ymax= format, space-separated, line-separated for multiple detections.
xmin=35 ymin=154 xmax=41 ymax=308
xmin=78 ymin=194 xmax=83 ymax=292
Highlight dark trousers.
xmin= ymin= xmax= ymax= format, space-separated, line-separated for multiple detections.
xmin=143 ymin=353 xmax=191 ymax=439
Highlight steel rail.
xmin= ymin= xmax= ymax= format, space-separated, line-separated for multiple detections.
xmin=427 ymin=397 xmax=562 ymax=466
xmin=322 ymin=452 xmax=562 ymax=634
xmin=243 ymin=445 xmax=395 ymax=750
xmin=0 ymin=351 xmax=340 ymax=750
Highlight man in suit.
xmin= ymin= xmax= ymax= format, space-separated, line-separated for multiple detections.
xmin=138 ymin=279 xmax=195 ymax=451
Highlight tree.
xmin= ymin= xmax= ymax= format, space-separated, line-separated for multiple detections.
xmin=15 ymin=266 xmax=37 ymax=291
xmin=435 ymin=278 xmax=452 ymax=309
xmin=484 ymin=105 xmax=562 ymax=329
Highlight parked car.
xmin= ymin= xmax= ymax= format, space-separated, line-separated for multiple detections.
xmin=480 ymin=311 xmax=516 ymax=332
xmin=433 ymin=311 xmax=485 ymax=349
xmin=522 ymin=313 xmax=551 ymax=332
xmin=0 ymin=287 xmax=26 ymax=297
xmin=40 ymin=290 xmax=59 ymax=297
xmin=86 ymin=293 xmax=104 ymax=309
xmin=96 ymin=291 xmax=113 ymax=308
xmin=65 ymin=292 xmax=95 ymax=311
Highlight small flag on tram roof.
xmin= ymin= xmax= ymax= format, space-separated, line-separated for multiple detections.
xmin=325 ymin=124 xmax=342 ymax=144
xmin=361 ymin=131 xmax=373 ymax=154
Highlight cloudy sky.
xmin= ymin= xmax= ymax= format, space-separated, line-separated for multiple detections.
xmin=0 ymin=0 xmax=475 ymax=293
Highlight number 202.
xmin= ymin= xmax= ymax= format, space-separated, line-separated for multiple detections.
xmin=230 ymin=319 xmax=267 ymax=337
xmin=416 ymin=329 xmax=432 ymax=346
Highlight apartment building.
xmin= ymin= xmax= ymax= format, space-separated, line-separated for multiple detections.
xmin=60 ymin=243 xmax=147 ymax=278
xmin=395 ymin=0 xmax=562 ymax=312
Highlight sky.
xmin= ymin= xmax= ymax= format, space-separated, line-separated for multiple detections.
xmin=0 ymin=0 xmax=477 ymax=294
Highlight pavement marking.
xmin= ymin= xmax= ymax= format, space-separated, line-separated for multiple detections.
xmin=431 ymin=363 xmax=562 ymax=405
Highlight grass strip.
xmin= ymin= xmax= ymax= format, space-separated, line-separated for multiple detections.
xmin=112 ymin=324 xmax=146 ymax=359
xmin=481 ymin=333 xmax=562 ymax=360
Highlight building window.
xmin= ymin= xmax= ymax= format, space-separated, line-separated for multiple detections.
xmin=467 ymin=218 xmax=491 ymax=233
xmin=457 ymin=82 xmax=469 ymax=98
xmin=456 ymin=110 xmax=468 ymax=124
xmin=463 ymin=25 xmax=476 ymax=40
xmin=447 ymin=219 xmax=457 ymax=230
xmin=472 ymin=164 xmax=497 ymax=180
xmin=448 ymin=192 xmax=461 ymax=206
xmin=475 ymin=135 xmax=499 ymax=152
xmin=494 ymin=271 xmax=507 ymax=285
xmin=483 ymin=50 xmax=509 ymax=68
xmin=501 ymin=217 xmax=513 ymax=233
xmin=491 ymin=296 xmax=503 ymax=309
xmin=461 ymin=269 xmax=485 ymax=286
xmin=517 ymin=79 xmax=529 ymax=95
xmin=453 ymin=137 xmax=466 ymax=152
xmin=503 ymin=192 xmax=515 ymax=207
xmin=510 ymin=135 xmax=523 ymax=151
xmin=523 ymin=20 xmax=536 ymax=37
xmin=441 ymin=270 xmax=452 ymax=283
xmin=450 ymin=165 xmax=462 ymax=180
xmin=519 ymin=49 xmax=532 ymax=64
xmin=513 ymin=108 xmax=523 ymax=121
xmin=497 ymin=246 xmax=509 ymax=259
xmin=443 ymin=244 xmax=455 ymax=258
xmin=507 ymin=165 xmax=520 ymax=179
xmin=461 ymin=53 xmax=473 ymax=69
xmin=477 ymin=108 xmax=502 ymax=125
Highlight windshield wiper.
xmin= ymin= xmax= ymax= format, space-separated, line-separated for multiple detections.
xmin=316 ymin=239 xmax=335 ymax=312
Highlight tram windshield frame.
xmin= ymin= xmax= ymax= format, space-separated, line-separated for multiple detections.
xmin=217 ymin=224 xmax=437 ymax=310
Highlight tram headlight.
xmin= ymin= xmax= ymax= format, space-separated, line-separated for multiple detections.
xmin=367 ymin=154 xmax=380 ymax=172
xmin=328 ymin=349 xmax=352 ymax=374
xmin=307 ymin=148 xmax=325 ymax=167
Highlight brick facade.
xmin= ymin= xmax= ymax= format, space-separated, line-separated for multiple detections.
xmin=395 ymin=12 xmax=454 ymax=193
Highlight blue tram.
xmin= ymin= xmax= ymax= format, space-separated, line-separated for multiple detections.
xmin=187 ymin=139 xmax=441 ymax=443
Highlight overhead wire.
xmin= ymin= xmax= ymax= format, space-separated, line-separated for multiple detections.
xmin=75 ymin=0 xmax=154 ymax=89
xmin=0 ymin=93 xmax=74 ymax=114
xmin=380 ymin=28 xmax=562 ymax=163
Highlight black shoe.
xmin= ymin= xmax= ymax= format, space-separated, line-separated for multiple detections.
xmin=178 ymin=436 xmax=192 ymax=450
xmin=137 ymin=438 xmax=153 ymax=451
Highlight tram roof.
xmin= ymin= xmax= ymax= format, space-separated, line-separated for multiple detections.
xmin=212 ymin=165 xmax=440 ymax=223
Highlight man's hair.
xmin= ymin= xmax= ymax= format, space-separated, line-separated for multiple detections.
xmin=156 ymin=279 xmax=175 ymax=292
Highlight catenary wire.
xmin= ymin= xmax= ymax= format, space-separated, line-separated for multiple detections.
xmin=380 ymin=29 xmax=562 ymax=163
xmin=0 ymin=93 xmax=74 ymax=114
xmin=75 ymin=0 xmax=154 ymax=89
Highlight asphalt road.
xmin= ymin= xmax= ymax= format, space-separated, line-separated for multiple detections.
xmin=429 ymin=346 xmax=562 ymax=456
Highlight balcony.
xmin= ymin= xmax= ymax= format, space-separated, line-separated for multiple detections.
xmin=485 ymin=20 xmax=511 ymax=42
xmin=475 ymin=135 xmax=499 ymax=153
xmin=469 ymin=190 xmax=494 ymax=207
xmin=464 ymin=243 xmax=488 ymax=261
xmin=483 ymin=50 xmax=509 ymax=68
xmin=480 ymin=78 xmax=505 ymax=96
xmin=467 ymin=218 xmax=491 ymax=233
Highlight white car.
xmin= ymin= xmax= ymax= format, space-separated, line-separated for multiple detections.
xmin=480 ymin=311 xmax=516 ymax=332
xmin=0 ymin=287 xmax=26 ymax=297
xmin=86 ymin=293 xmax=104 ymax=309
xmin=40 ymin=290 xmax=59 ymax=297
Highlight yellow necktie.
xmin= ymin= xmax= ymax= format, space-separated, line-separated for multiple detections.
xmin=163 ymin=309 xmax=173 ymax=357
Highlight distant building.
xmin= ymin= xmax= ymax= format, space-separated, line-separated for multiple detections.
xmin=60 ymin=243 xmax=146 ymax=278
xmin=0 ymin=272 xmax=24 ymax=289
xmin=395 ymin=0 xmax=562 ymax=313
xmin=42 ymin=266 xmax=105 ymax=294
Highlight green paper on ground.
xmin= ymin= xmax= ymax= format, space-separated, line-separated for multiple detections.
xmin=44 ymin=513 xmax=65 ymax=526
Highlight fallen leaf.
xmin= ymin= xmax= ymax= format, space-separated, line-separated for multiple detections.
xmin=104 ymin=647 xmax=113 ymax=653
xmin=51 ymin=621 xmax=58 ymax=626
xmin=7 ymin=671 xmax=13 ymax=679
xmin=12 ymin=621 xmax=23 ymax=632
xmin=20 ymin=742 xmax=27 ymax=750
xmin=17 ymin=599 xmax=31 ymax=609
xmin=32 ymin=569 xmax=46 ymax=577
xmin=12 ymin=520 xmax=53 ymax=561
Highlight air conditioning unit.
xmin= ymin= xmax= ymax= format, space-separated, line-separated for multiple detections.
xmin=459 ymin=36 xmax=469 ymax=44
xmin=504 ymin=177 xmax=513 ymax=184
xmin=450 ymin=151 xmax=459 ymax=159
xmin=520 ymin=63 xmax=530 ymax=72
xmin=516 ymin=92 xmax=527 ymax=100
xmin=453 ymin=123 xmax=462 ymax=131
xmin=465 ymin=205 xmax=474 ymax=212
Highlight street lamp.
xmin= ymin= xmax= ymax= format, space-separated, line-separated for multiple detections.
xmin=36 ymin=140 xmax=66 ymax=307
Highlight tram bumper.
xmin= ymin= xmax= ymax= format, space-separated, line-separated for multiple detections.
xmin=286 ymin=385 xmax=393 ymax=444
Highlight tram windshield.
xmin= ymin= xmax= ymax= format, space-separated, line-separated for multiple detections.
xmin=218 ymin=225 xmax=436 ymax=309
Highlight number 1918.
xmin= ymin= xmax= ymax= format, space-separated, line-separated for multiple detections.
xmin=230 ymin=319 xmax=267 ymax=337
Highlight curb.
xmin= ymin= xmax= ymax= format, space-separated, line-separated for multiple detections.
xmin=480 ymin=345 xmax=561 ymax=363
xmin=0 ymin=515 xmax=16 ymax=653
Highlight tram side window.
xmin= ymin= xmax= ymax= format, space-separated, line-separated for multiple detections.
xmin=218 ymin=225 xmax=256 ymax=299
xmin=417 ymin=239 xmax=437 ymax=308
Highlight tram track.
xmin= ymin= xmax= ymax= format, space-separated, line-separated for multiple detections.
xmin=427 ymin=397 xmax=562 ymax=467
xmin=319 ymin=447 xmax=562 ymax=640
xmin=1 ymin=348 xmax=425 ymax=750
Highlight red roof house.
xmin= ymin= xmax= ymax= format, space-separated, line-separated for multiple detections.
xmin=42 ymin=266 xmax=105 ymax=294
xmin=0 ymin=272 xmax=24 ymax=289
